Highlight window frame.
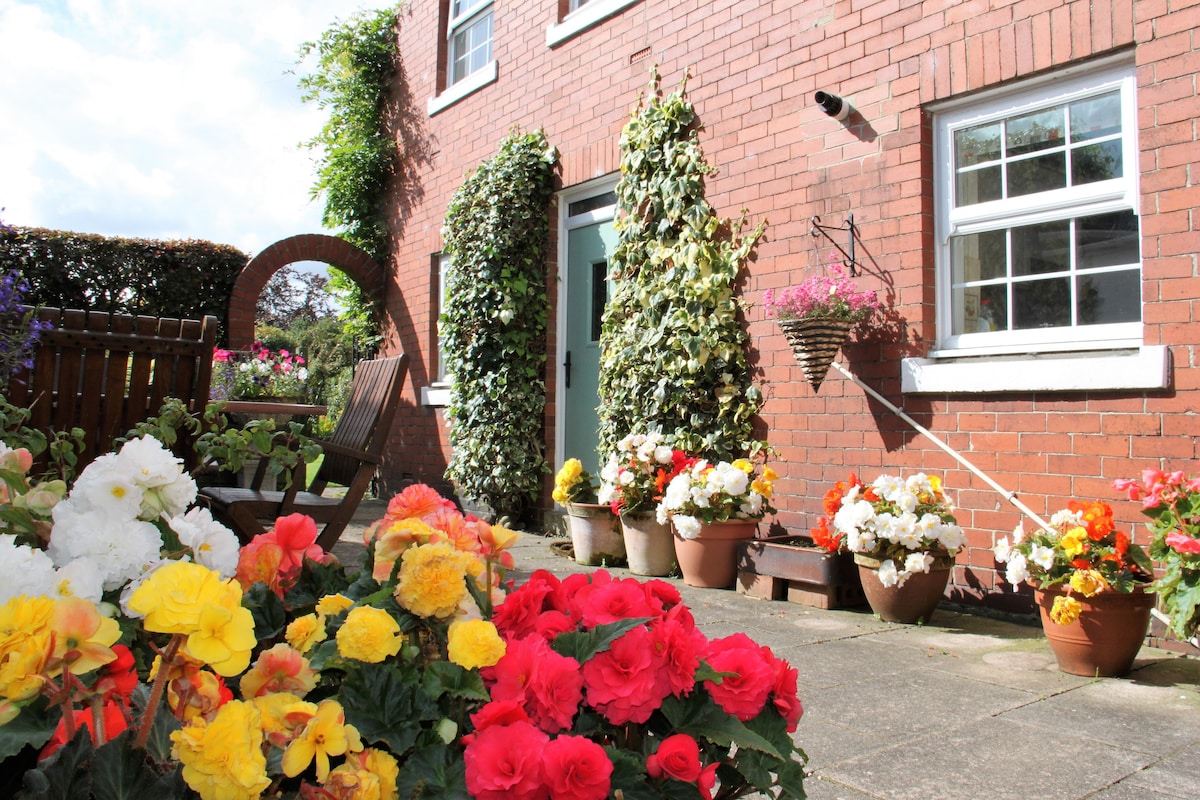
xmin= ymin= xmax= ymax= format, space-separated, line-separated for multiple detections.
xmin=427 ymin=0 xmax=497 ymax=116
xmin=546 ymin=0 xmax=640 ymax=47
xmin=931 ymin=58 xmax=1141 ymax=359
xmin=421 ymin=253 xmax=453 ymax=407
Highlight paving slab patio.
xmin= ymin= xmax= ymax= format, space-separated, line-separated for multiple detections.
xmin=338 ymin=499 xmax=1200 ymax=800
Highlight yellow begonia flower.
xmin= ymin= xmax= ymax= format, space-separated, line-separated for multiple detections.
xmin=1069 ymin=569 xmax=1107 ymax=597
xmin=50 ymin=596 xmax=120 ymax=675
xmin=252 ymin=693 xmax=314 ymax=749
xmin=180 ymin=580 xmax=257 ymax=677
xmin=1049 ymin=594 xmax=1083 ymax=626
xmin=447 ymin=619 xmax=506 ymax=670
xmin=316 ymin=593 xmax=356 ymax=617
xmin=127 ymin=560 xmax=225 ymax=635
xmin=0 ymin=596 xmax=55 ymax=701
xmin=732 ymin=459 xmax=753 ymax=474
xmin=282 ymin=698 xmax=362 ymax=782
xmin=394 ymin=542 xmax=477 ymax=619
xmin=337 ymin=606 xmax=404 ymax=663
xmin=172 ymin=699 xmax=271 ymax=800
xmin=286 ymin=613 xmax=327 ymax=655
xmin=1060 ymin=527 xmax=1089 ymax=559
xmin=326 ymin=747 xmax=401 ymax=800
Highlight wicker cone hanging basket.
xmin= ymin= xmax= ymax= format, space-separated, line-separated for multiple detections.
xmin=777 ymin=317 xmax=855 ymax=391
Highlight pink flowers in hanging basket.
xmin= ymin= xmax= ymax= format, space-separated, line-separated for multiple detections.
xmin=763 ymin=263 xmax=880 ymax=325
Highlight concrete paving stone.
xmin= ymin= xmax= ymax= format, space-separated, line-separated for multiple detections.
xmin=802 ymin=775 xmax=883 ymax=800
xmin=799 ymin=667 xmax=1038 ymax=743
xmin=1094 ymin=741 xmax=1200 ymax=799
xmin=791 ymin=713 xmax=900 ymax=771
xmin=817 ymin=717 xmax=1156 ymax=800
xmin=998 ymin=677 xmax=1200 ymax=757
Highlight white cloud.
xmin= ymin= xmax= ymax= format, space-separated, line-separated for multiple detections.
xmin=0 ymin=0 xmax=375 ymax=255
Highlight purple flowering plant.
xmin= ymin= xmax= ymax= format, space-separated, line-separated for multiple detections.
xmin=0 ymin=218 xmax=52 ymax=384
xmin=762 ymin=262 xmax=880 ymax=325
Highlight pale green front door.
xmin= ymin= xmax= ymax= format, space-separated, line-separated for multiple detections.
xmin=563 ymin=219 xmax=616 ymax=476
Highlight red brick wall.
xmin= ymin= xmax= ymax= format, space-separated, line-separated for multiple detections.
xmin=380 ymin=0 xmax=1200 ymax=616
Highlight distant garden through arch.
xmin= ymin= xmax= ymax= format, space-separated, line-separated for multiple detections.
xmin=226 ymin=234 xmax=385 ymax=348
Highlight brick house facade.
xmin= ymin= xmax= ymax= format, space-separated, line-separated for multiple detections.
xmin=375 ymin=0 xmax=1199 ymax=619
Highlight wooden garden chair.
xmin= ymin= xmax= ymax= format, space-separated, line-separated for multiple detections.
xmin=5 ymin=306 xmax=218 ymax=473
xmin=199 ymin=354 xmax=409 ymax=552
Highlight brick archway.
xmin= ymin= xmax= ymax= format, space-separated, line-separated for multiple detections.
xmin=227 ymin=234 xmax=385 ymax=348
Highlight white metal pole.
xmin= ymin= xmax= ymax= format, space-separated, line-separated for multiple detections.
xmin=828 ymin=361 xmax=1052 ymax=532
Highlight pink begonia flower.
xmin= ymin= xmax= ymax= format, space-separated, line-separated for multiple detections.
xmin=1165 ymin=531 xmax=1200 ymax=555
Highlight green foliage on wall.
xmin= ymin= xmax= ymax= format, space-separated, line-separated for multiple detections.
xmin=0 ymin=226 xmax=243 ymax=338
xmin=441 ymin=130 xmax=558 ymax=523
xmin=597 ymin=69 xmax=766 ymax=462
xmin=297 ymin=5 xmax=401 ymax=263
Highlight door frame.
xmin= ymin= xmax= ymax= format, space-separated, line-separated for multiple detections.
xmin=553 ymin=173 xmax=618 ymax=472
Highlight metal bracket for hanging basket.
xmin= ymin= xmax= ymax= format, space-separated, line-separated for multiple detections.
xmin=811 ymin=214 xmax=859 ymax=276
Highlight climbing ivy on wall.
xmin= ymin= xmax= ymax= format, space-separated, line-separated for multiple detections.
xmin=297 ymin=5 xmax=401 ymax=263
xmin=441 ymin=130 xmax=558 ymax=523
xmin=597 ymin=68 xmax=766 ymax=462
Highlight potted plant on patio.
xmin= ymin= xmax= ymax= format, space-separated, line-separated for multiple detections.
xmin=657 ymin=456 xmax=777 ymax=588
xmin=1113 ymin=468 xmax=1200 ymax=646
xmin=993 ymin=499 xmax=1155 ymax=676
xmin=599 ymin=431 xmax=681 ymax=576
xmin=553 ymin=457 xmax=624 ymax=566
xmin=821 ymin=472 xmax=966 ymax=623
xmin=763 ymin=261 xmax=881 ymax=391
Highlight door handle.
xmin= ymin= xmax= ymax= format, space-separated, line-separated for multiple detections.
xmin=564 ymin=351 xmax=572 ymax=389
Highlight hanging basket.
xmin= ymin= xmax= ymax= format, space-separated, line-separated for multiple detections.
xmin=777 ymin=317 xmax=855 ymax=391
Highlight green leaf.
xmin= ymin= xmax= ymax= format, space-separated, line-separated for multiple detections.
xmin=423 ymin=661 xmax=489 ymax=702
xmin=660 ymin=693 xmax=782 ymax=759
xmin=20 ymin=728 xmax=93 ymax=800
xmin=91 ymin=730 xmax=165 ymax=800
xmin=340 ymin=663 xmax=440 ymax=754
xmin=243 ymin=582 xmax=287 ymax=643
xmin=0 ymin=697 xmax=60 ymax=761
xmin=550 ymin=617 xmax=652 ymax=663
xmin=395 ymin=743 xmax=468 ymax=798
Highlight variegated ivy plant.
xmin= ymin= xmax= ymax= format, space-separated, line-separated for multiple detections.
xmin=597 ymin=67 xmax=766 ymax=465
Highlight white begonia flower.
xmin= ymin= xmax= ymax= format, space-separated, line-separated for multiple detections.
xmin=49 ymin=559 xmax=105 ymax=604
xmin=116 ymin=436 xmax=184 ymax=488
xmin=618 ymin=470 xmax=635 ymax=487
xmin=845 ymin=527 xmax=874 ymax=554
xmin=1029 ymin=544 xmax=1056 ymax=571
xmin=904 ymin=551 xmax=934 ymax=575
xmin=1049 ymin=508 xmax=1081 ymax=529
xmin=834 ymin=498 xmax=876 ymax=534
xmin=993 ymin=536 xmax=1013 ymax=562
xmin=597 ymin=483 xmax=615 ymax=505
xmin=49 ymin=505 xmax=164 ymax=592
xmin=0 ymin=535 xmax=58 ymax=603
xmin=600 ymin=458 xmax=620 ymax=484
xmin=719 ymin=465 xmax=749 ymax=497
xmin=653 ymin=445 xmax=674 ymax=464
xmin=740 ymin=493 xmax=763 ymax=517
xmin=673 ymin=514 xmax=702 ymax=539
xmin=74 ymin=456 xmax=145 ymax=518
xmin=894 ymin=490 xmax=919 ymax=514
xmin=146 ymin=471 xmax=198 ymax=520
xmin=938 ymin=522 xmax=966 ymax=551
xmin=1004 ymin=552 xmax=1030 ymax=588
xmin=876 ymin=559 xmax=900 ymax=587
xmin=1011 ymin=522 xmax=1026 ymax=545
xmin=170 ymin=507 xmax=240 ymax=578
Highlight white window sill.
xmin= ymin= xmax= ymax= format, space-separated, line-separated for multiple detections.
xmin=427 ymin=60 xmax=497 ymax=117
xmin=546 ymin=0 xmax=639 ymax=47
xmin=421 ymin=384 xmax=451 ymax=407
xmin=901 ymin=346 xmax=1171 ymax=394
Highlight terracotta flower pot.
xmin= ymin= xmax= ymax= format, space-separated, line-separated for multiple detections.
xmin=854 ymin=552 xmax=952 ymax=624
xmin=1034 ymin=585 xmax=1155 ymax=677
xmin=674 ymin=519 xmax=760 ymax=589
xmin=619 ymin=512 xmax=676 ymax=577
xmin=565 ymin=503 xmax=625 ymax=566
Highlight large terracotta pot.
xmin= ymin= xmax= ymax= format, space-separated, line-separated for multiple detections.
xmin=674 ymin=519 xmax=760 ymax=588
xmin=619 ymin=512 xmax=677 ymax=577
xmin=854 ymin=552 xmax=953 ymax=624
xmin=565 ymin=503 xmax=625 ymax=566
xmin=1034 ymin=585 xmax=1155 ymax=677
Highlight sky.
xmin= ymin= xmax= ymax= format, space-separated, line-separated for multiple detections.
xmin=0 ymin=0 xmax=377 ymax=259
